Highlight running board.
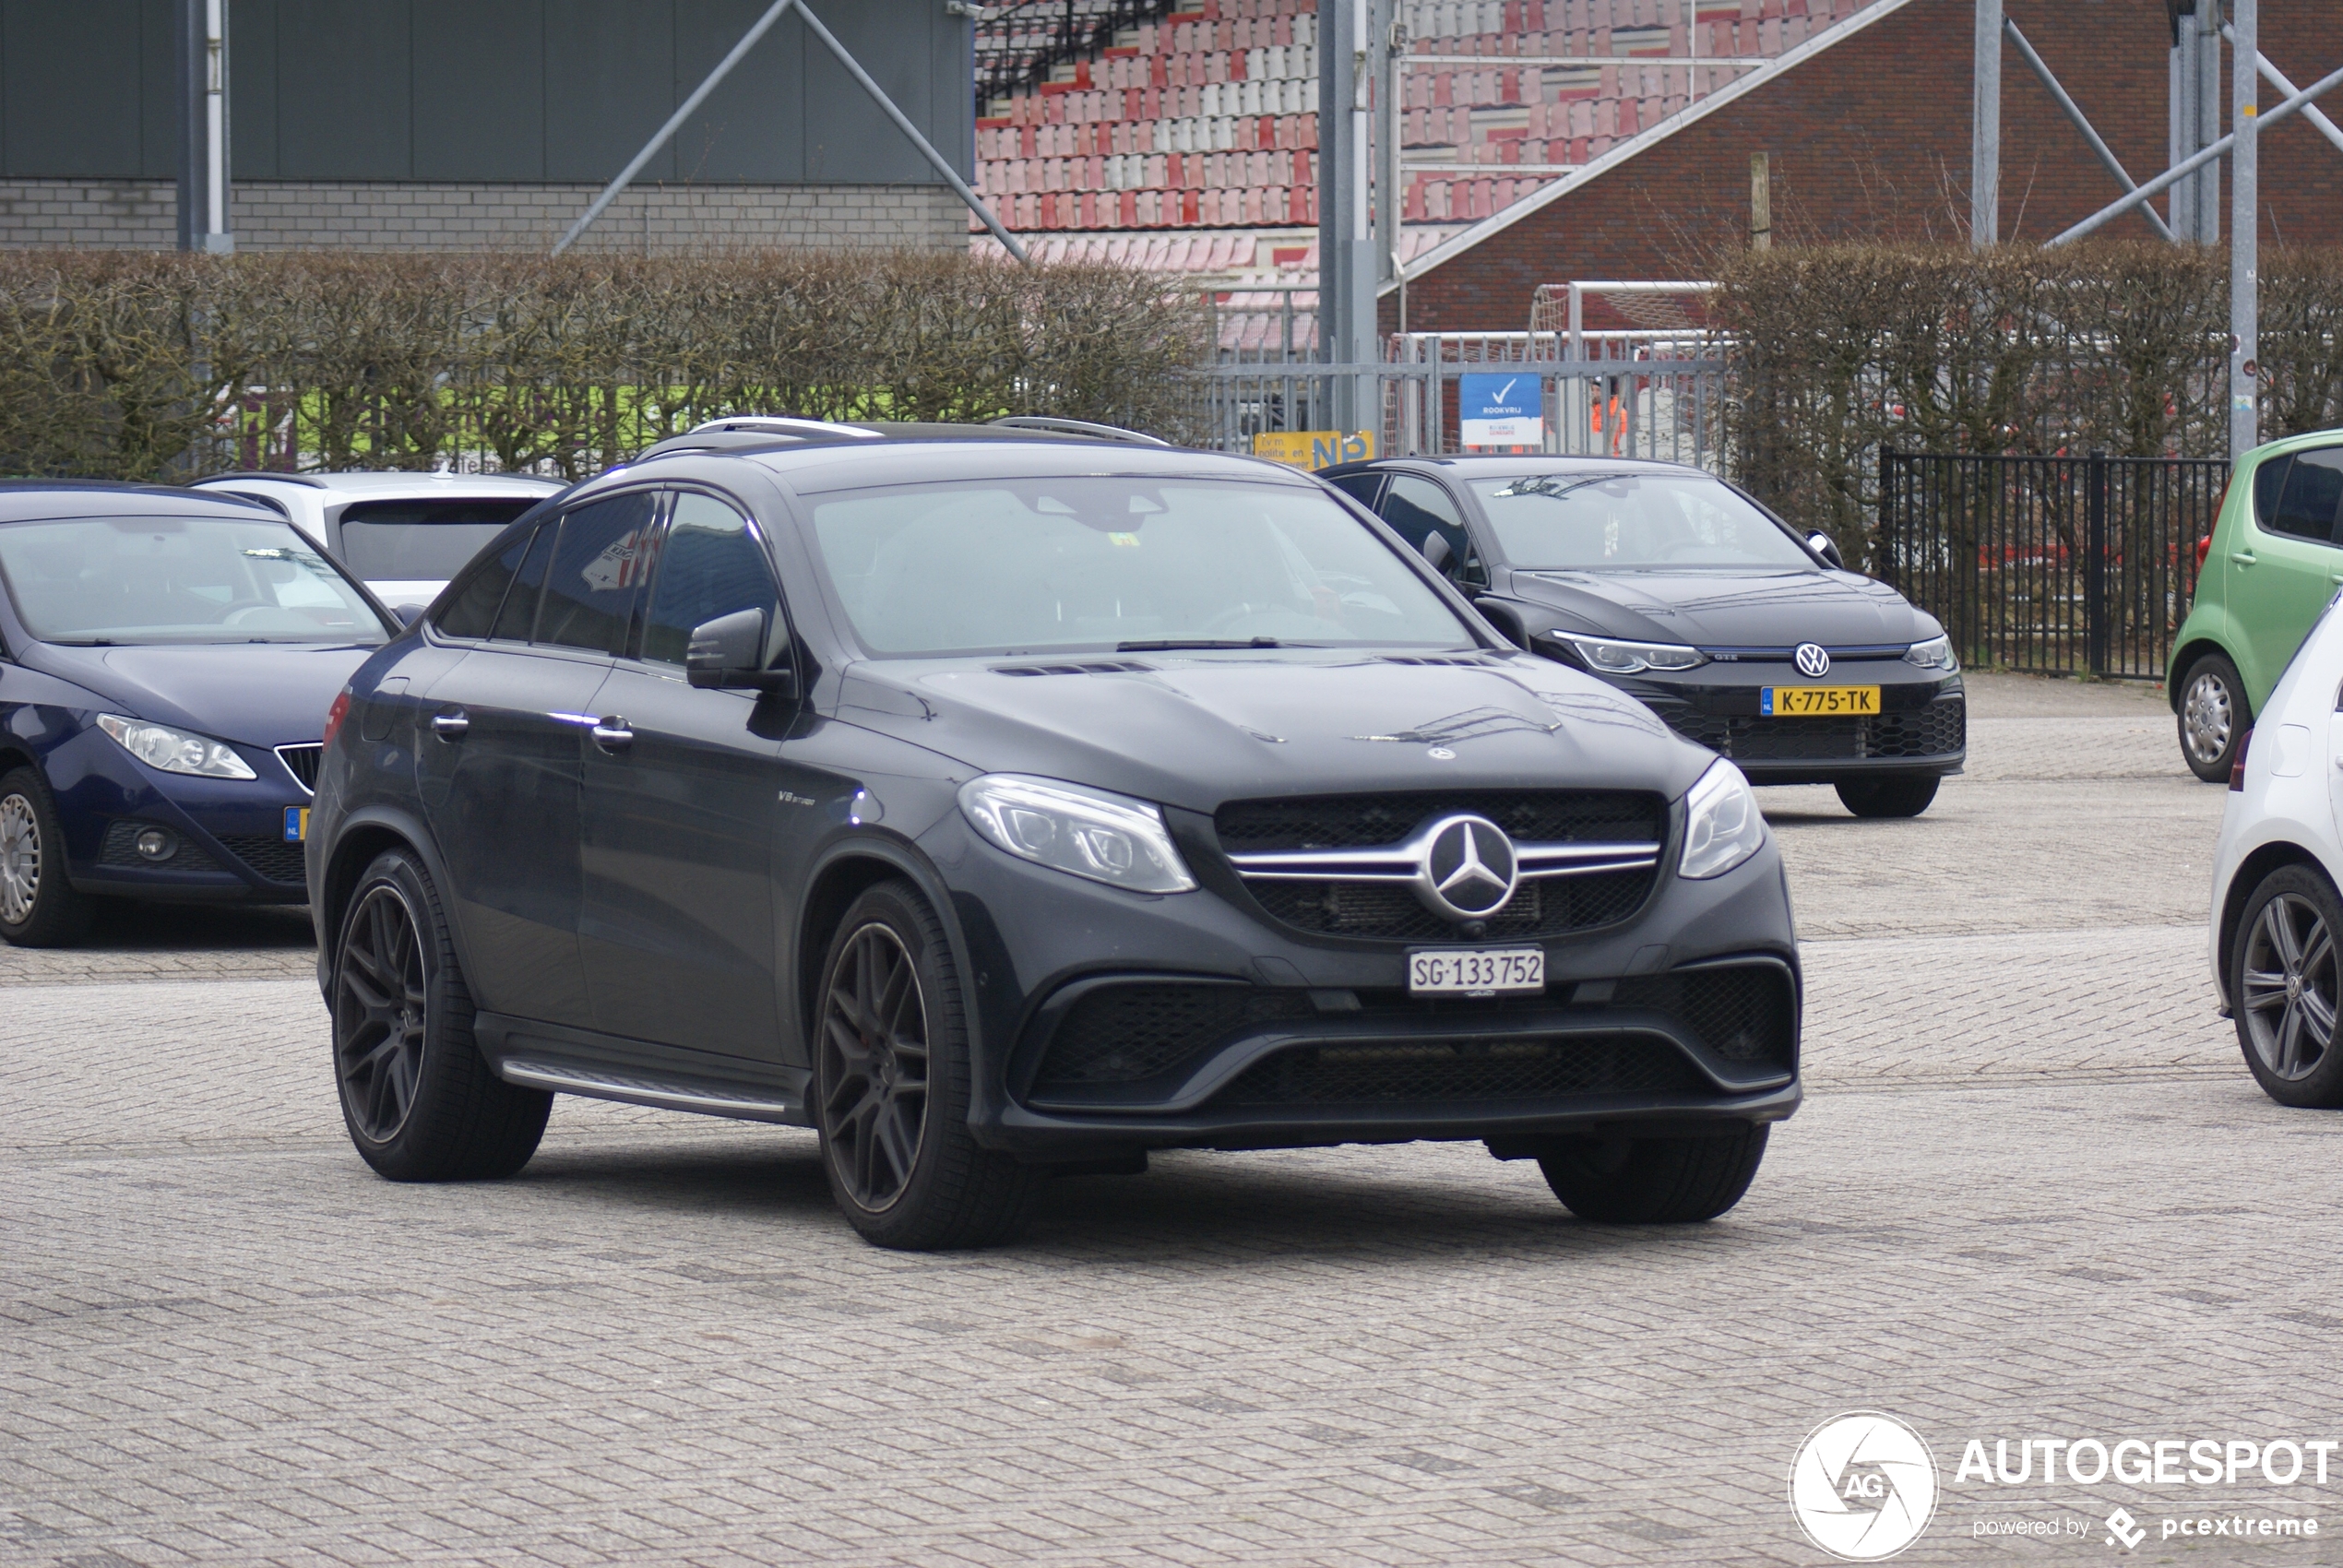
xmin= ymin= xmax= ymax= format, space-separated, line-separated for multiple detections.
xmin=497 ymin=1058 xmax=807 ymax=1125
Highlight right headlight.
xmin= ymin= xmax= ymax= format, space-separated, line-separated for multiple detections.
xmin=1679 ymin=758 xmax=1766 ymax=880
xmin=957 ymin=774 xmax=1197 ymax=895
xmin=1546 ymin=631 xmax=1707 ymax=674
xmin=1903 ymin=635 xmax=1956 ymax=671
xmin=96 ymin=715 xmax=257 ymax=780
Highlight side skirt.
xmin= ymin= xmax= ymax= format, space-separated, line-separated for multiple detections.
xmin=474 ymin=1012 xmax=813 ymax=1126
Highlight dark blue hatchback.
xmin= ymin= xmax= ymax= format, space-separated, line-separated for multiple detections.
xmin=0 ymin=481 xmax=401 ymax=944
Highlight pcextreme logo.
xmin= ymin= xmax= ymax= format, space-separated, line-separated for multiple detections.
xmin=1790 ymin=1411 xmax=1941 ymax=1562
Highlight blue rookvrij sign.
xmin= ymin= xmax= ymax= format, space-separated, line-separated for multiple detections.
xmin=1458 ymin=373 xmax=1543 ymax=449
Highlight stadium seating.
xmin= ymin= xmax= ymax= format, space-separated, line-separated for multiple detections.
xmin=970 ymin=0 xmax=1882 ymax=273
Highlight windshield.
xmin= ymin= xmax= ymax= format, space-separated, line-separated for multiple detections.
xmin=0 ymin=516 xmax=391 ymax=645
xmin=1469 ymin=473 xmax=1814 ymax=570
xmin=808 ymin=476 xmax=1473 ymax=657
xmin=338 ymin=497 xmax=543 ymax=582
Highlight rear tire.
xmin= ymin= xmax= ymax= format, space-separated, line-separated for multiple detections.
xmin=1835 ymin=774 xmax=1940 ymax=818
xmin=331 ymin=848 xmax=550 ymax=1181
xmin=0 ymin=766 xmax=93 ymax=948
xmin=2230 ymin=864 xmax=2343 ymax=1109
xmin=1535 ymin=1124 xmax=1770 ymax=1223
xmin=813 ymin=880 xmax=1041 ymax=1251
xmin=2177 ymin=651 xmax=2247 ymax=783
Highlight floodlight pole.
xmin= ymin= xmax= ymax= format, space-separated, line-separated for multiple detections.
xmin=2229 ymin=0 xmax=2257 ymax=459
xmin=1318 ymin=0 xmax=1385 ymax=431
xmin=1969 ymin=0 xmax=2000 ymax=246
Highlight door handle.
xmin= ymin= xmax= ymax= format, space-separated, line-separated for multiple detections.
xmin=431 ymin=710 xmax=469 ymax=740
xmin=2231 ymin=551 xmax=2257 ymax=566
xmin=590 ymin=718 xmax=634 ymax=753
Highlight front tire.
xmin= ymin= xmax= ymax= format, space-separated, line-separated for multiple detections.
xmin=1534 ymin=1124 xmax=1769 ymax=1223
xmin=331 ymin=848 xmax=551 ymax=1180
xmin=2177 ymin=651 xmax=2247 ymax=783
xmin=0 ymin=766 xmax=92 ymax=948
xmin=1835 ymin=774 xmax=1940 ymax=818
xmin=814 ymin=880 xmax=1040 ymax=1251
xmin=2231 ymin=864 xmax=2343 ymax=1108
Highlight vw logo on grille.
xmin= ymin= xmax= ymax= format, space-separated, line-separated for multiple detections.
xmin=1416 ymin=814 xmax=1520 ymax=921
xmin=1793 ymin=642 xmax=1831 ymax=678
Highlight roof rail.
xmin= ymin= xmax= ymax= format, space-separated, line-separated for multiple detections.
xmin=191 ymin=470 xmax=329 ymax=488
xmin=988 ymin=415 xmax=1172 ymax=447
xmin=687 ymin=415 xmax=884 ymax=441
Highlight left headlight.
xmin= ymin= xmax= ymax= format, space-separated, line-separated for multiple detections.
xmin=1546 ymin=631 xmax=1707 ymax=674
xmin=1679 ymin=758 xmax=1766 ymax=880
xmin=97 ymin=715 xmax=257 ymax=780
xmin=1903 ymin=634 xmax=1956 ymax=671
xmin=957 ymin=774 xmax=1197 ymax=895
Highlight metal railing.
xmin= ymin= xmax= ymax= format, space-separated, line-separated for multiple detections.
xmin=1878 ymin=450 xmax=2231 ymax=680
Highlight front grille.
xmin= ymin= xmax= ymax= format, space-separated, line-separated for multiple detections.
xmin=1217 ymin=790 xmax=1665 ymax=852
xmin=1245 ymin=867 xmax=1651 ymax=941
xmin=275 ymin=743 xmax=324 ymax=791
xmin=1662 ymin=697 xmax=1965 ymax=763
xmin=1613 ymin=966 xmax=1794 ymax=1068
xmin=1033 ymin=984 xmax=1314 ymax=1090
xmin=97 ymin=820 xmax=222 ymax=873
xmin=1217 ymin=1034 xmax=1705 ymax=1107
xmin=217 ymin=835 xmax=308 ymax=885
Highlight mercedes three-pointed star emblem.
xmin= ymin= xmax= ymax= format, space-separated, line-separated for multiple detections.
xmin=1414 ymin=814 xmax=1521 ymax=921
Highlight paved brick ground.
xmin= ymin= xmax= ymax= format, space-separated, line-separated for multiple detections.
xmin=8 ymin=674 xmax=2339 ymax=1567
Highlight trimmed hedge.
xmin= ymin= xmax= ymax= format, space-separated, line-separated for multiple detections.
xmin=0 ymin=249 xmax=1213 ymax=481
xmin=1712 ymin=244 xmax=2343 ymax=564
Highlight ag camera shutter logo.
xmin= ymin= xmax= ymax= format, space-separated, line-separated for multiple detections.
xmin=1790 ymin=1411 xmax=1940 ymax=1561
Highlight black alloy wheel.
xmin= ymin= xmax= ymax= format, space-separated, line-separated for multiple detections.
xmin=2178 ymin=651 xmax=2247 ymax=783
xmin=818 ymin=920 xmax=933 ymax=1213
xmin=0 ymin=766 xmax=92 ymax=948
xmin=812 ymin=880 xmax=1041 ymax=1250
xmin=2234 ymin=865 xmax=2343 ymax=1107
xmin=335 ymin=882 xmax=430 ymax=1142
xmin=330 ymin=848 xmax=552 ymax=1179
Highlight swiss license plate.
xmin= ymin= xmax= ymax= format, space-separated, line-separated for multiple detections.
xmin=1409 ymin=947 xmax=1544 ymax=995
xmin=283 ymin=806 xmax=310 ymax=843
xmin=1762 ymin=684 xmax=1881 ymax=717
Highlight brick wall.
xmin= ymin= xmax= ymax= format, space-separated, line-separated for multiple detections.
xmin=0 ymin=180 xmax=967 ymax=254
xmin=1390 ymin=0 xmax=2343 ymax=332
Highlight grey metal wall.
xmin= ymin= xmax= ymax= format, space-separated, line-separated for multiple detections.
xmin=0 ymin=0 xmax=971 ymax=185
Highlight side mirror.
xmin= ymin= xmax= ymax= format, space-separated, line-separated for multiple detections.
xmin=394 ymin=604 xmax=426 ymax=627
xmin=1807 ymin=531 xmax=1847 ymax=570
xmin=686 ymin=608 xmax=800 ymax=698
xmin=1419 ymin=531 xmax=1456 ymax=573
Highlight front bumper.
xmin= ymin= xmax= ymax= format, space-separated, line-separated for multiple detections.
xmin=922 ymin=809 xmax=1802 ymax=1160
xmin=1580 ymin=660 xmax=1966 ymax=785
xmin=43 ymin=726 xmax=314 ymax=903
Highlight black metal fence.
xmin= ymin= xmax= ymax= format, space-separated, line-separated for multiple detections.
xmin=1877 ymin=450 xmax=2232 ymax=680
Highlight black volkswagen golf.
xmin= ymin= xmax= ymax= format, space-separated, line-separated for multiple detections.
xmin=310 ymin=428 xmax=1802 ymax=1250
xmin=1321 ymin=456 xmax=1965 ymax=818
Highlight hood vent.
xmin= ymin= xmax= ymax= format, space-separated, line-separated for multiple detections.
xmin=990 ymin=660 xmax=1157 ymax=677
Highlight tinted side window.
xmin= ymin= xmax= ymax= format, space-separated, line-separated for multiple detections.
xmin=2254 ymin=454 xmax=2295 ymax=528
xmin=489 ymin=521 xmax=559 ymax=641
xmin=1380 ymin=475 xmax=1482 ymax=582
xmin=1324 ymin=472 xmax=1384 ymax=507
xmin=536 ymin=492 xmax=660 ymax=654
xmin=435 ymin=523 xmax=536 ymax=639
xmin=2268 ymin=449 xmax=2343 ymax=545
xmin=641 ymin=493 xmax=783 ymax=668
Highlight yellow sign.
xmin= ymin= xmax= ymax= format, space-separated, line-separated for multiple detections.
xmin=1253 ymin=430 xmax=1376 ymax=470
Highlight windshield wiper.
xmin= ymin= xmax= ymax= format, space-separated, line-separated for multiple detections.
xmin=1116 ymin=636 xmax=1293 ymax=651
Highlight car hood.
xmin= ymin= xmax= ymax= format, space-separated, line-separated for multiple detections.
xmin=1505 ymin=566 xmax=1933 ymax=648
xmin=833 ymin=649 xmax=1710 ymax=812
xmin=28 ymin=641 xmax=379 ymax=747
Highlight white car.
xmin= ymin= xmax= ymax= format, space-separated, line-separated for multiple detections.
xmin=190 ymin=470 xmax=564 ymax=609
xmin=2209 ymin=589 xmax=2343 ymax=1108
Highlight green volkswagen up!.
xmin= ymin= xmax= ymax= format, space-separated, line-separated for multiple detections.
xmin=2170 ymin=431 xmax=2343 ymax=780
